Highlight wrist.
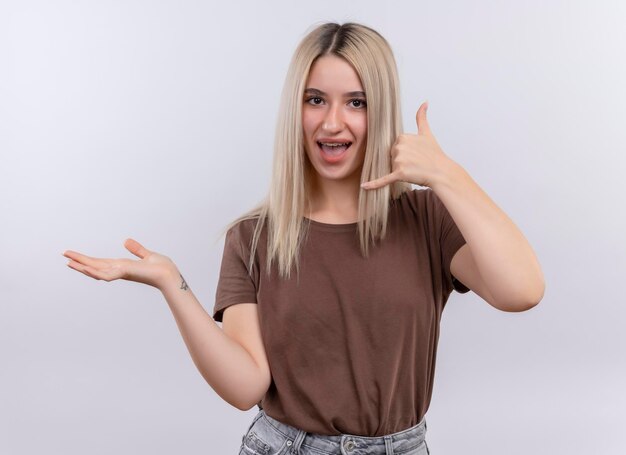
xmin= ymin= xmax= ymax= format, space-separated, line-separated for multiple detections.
xmin=431 ymin=157 xmax=468 ymax=192
xmin=157 ymin=265 xmax=185 ymax=293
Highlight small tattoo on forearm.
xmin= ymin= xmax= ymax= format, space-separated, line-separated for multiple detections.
xmin=179 ymin=274 xmax=189 ymax=291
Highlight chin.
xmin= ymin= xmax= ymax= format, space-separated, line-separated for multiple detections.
xmin=314 ymin=166 xmax=362 ymax=183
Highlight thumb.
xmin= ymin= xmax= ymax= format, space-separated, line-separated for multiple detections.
xmin=124 ymin=238 xmax=150 ymax=259
xmin=361 ymin=173 xmax=398 ymax=190
xmin=416 ymin=101 xmax=432 ymax=136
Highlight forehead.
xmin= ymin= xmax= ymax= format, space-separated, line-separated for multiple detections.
xmin=305 ymin=54 xmax=363 ymax=91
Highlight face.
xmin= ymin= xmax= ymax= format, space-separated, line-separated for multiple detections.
xmin=302 ymin=54 xmax=367 ymax=187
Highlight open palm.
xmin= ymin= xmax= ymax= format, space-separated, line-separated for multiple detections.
xmin=63 ymin=238 xmax=178 ymax=289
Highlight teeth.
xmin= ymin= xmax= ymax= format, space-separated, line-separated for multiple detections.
xmin=319 ymin=142 xmax=350 ymax=147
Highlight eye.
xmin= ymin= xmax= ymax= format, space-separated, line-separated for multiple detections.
xmin=306 ymin=97 xmax=324 ymax=105
xmin=350 ymin=99 xmax=367 ymax=108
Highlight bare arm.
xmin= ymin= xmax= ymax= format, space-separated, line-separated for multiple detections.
xmin=63 ymin=239 xmax=270 ymax=411
xmin=435 ymin=163 xmax=545 ymax=311
xmin=361 ymin=102 xmax=545 ymax=311
xmin=159 ymin=271 xmax=270 ymax=410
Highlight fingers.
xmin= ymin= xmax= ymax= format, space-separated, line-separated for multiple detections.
xmin=415 ymin=101 xmax=431 ymax=136
xmin=65 ymin=258 xmax=116 ymax=281
xmin=66 ymin=258 xmax=87 ymax=274
xmin=63 ymin=247 xmax=128 ymax=282
xmin=361 ymin=172 xmax=399 ymax=190
xmin=64 ymin=238 xmax=149 ymax=264
xmin=124 ymin=238 xmax=150 ymax=259
xmin=63 ymin=250 xmax=102 ymax=268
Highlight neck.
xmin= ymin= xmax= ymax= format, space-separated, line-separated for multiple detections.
xmin=306 ymin=174 xmax=361 ymax=224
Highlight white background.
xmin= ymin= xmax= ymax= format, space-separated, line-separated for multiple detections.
xmin=1 ymin=0 xmax=625 ymax=454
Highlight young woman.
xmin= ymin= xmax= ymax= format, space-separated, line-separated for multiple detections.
xmin=64 ymin=22 xmax=544 ymax=455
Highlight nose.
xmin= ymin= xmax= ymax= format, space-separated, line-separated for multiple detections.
xmin=321 ymin=104 xmax=344 ymax=133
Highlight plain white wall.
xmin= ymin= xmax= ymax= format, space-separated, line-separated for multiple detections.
xmin=1 ymin=0 xmax=625 ymax=454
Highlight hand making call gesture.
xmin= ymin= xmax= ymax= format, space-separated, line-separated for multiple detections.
xmin=63 ymin=238 xmax=181 ymax=291
xmin=361 ymin=101 xmax=454 ymax=190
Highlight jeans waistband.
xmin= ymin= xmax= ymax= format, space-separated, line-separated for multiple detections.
xmin=259 ymin=410 xmax=427 ymax=455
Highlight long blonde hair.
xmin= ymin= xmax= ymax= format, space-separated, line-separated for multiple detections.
xmin=224 ymin=22 xmax=411 ymax=279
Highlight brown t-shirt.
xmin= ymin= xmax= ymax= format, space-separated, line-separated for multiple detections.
xmin=213 ymin=188 xmax=469 ymax=436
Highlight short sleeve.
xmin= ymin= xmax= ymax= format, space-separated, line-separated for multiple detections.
xmin=427 ymin=189 xmax=470 ymax=294
xmin=212 ymin=223 xmax=258 ymax=322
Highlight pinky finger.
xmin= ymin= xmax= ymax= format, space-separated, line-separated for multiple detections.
xmin=81 ymin=264 xmax=119 ymax=282
xmin=66 ymin=260 xmax=95 ymax=279
xmin=81 ymin=265 xmax=104 ymax=281
xmin=67 ymin=260 xmax=104 ymax=281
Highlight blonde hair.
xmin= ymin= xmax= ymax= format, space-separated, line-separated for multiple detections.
xmin=224 ymin=22 xmax=411 ymax=279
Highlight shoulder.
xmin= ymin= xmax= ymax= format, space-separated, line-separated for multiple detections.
xmin=225 ymin=216 xmax=265 ymax=251
xmin=227 ymin=216 xmax=259 ymax=237
xmin=388 ymin=187 xmax=451 ymax=235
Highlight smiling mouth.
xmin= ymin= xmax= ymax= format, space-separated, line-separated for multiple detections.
xmin=317 ymin=141 xmax=352 ymax=156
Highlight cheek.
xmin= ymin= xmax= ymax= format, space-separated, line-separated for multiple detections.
xmin=302 ymin=110 xmax=320 ymax=138
xmin=357 ymin=117 xmax=367 ymax=142
xmin=353 ymin=111 xmax=367 ymax=135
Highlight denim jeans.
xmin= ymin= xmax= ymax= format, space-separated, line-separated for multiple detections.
xmin=239 ymin=408 xmax=430 ymax=455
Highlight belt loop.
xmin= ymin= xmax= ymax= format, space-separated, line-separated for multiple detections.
xmin=289 ymin=428 xmax=307 ymax=454
xmin=243 ymin=409 xmax=264 ymax=437
xmin=384 ymin=435 xmax=394 ymax=455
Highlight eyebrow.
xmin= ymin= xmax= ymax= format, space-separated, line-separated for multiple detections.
xmin=304 ymin=88 xmax=366 ymax=98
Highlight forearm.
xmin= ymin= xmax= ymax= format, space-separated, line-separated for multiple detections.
xmin=159 ymin=271 xmax=265 ymax=410
xmin=432 ymin=160 xmax=545 ymax=306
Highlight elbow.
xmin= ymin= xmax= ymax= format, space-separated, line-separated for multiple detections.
xmin=226 ymin=392 xmax=262 ymax=412
xmin=527 ymin=277 xmax=546 ymax=309
xmin=514 ymin=298 xmax=541 ymax=312
xmin=495 ymin=280 xmax=545 ymax=313
xmin=522 ymin=267 xmax=546 ymax=310
xmin=235 ymin=395 xmax=266 ymax=412
xmin=503 ymin=265 xmax=546 ymax=312
xmin=226 ymin=383 xmax=267 ymax=411
xmin=232 ymin=400 xmax=253 ymax=412
xmin=495 ymin=299 xmax=539 ymax=312
xmin=234 ymin=370 xmax=272 ymax=411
